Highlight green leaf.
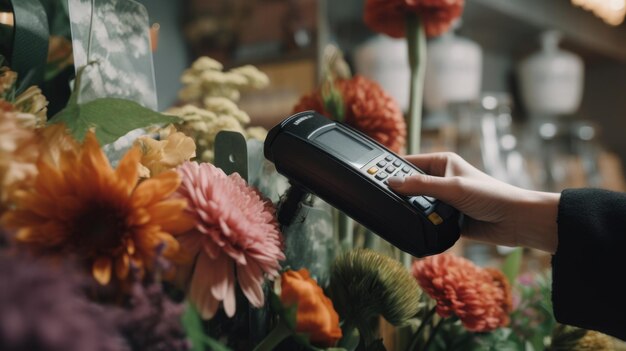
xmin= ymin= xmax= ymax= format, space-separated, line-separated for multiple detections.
xmin=204 ymin=336 xmax=232 ymax=351
xmin=364 ymin=339 xmax=386 ymax=351
xmin=182 ymin=303 xmax=207 ymax=351
xmin=502 ymin=248 xmax=523 ymax=285
xmin=50 ymin=97 xmax=180 ymax=145
xmin=321 ymin=77 xmax=345 ymax=122
xmin=269 ymin=291 xmax=298 ymax=330
xmin=338 ymin=326 xmax=360 ymax=351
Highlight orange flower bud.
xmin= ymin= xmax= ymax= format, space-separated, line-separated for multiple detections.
xmin=280 ymin=269 xmax=342 ymax=347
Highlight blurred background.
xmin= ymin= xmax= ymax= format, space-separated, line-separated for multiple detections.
xmin=137 ymin=0 xmax=626 ymax=269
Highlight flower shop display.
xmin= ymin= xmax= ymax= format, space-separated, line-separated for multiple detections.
xmin=0 ymin=2 xmax=619 ymax=351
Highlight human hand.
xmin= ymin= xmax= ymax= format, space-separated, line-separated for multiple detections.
xmin=387 ymin=152 xmax=560 ymax=253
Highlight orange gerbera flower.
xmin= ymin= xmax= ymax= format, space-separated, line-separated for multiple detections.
xmin=1 ymin=130 xmax=193 ymax=285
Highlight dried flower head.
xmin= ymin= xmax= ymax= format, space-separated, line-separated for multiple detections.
xmin=14 ymin=86 xmax=48 ymax=125
xmin=204 ymin=96 xmax=250 ymax=124
xmin=329 ymin=249 xmax=421 ymax=342
xmin=280 ymin=269 xmax=342 ymax=347
xmin=245 ymin=126 xmax=268 ymax=142
xmin=293 ymin=76 xmax=406 ymax=153
xmin=0 ymin=255 xmax=127 ymax=351
xmin=412 ymin=254 xmax=512 ymax=332
xmin=178 ymin=57 xmax=269 ymax=104
xmin=0 ymin=66 xmax=17 ymax=98
xmin=1 ymin=131 xmax=192 ymax=285
xmin=167 ymin=104 xmax=246 ymax=163
xmin=134 ymin=124 xmax=196 ymax=178
xmin=364 ymin=0 xmax=465 ymax=38
xmin=549 ymin=325 xmax=614 ymax=351
xmin=174 ymin=161 xmax=284 ymax=319
xmin=0 ymin=109 xmax=39 ymax=212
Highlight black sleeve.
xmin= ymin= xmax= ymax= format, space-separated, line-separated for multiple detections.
xmin=553 ymin=188 xmax=626 ymax=340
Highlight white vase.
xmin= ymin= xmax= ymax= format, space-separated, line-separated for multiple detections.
xmin=423 ymin=32 xmax=483 ymax=111
xmin=354 ymin=35 xmax=410 ymax=111
xmin=518 ymin=31 xmax=584 ymax=116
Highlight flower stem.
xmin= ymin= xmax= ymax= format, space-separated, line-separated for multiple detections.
xmin=337 ymin=210 xmax=354 ymax=251
xmin=407 ymin=306 xmax=437 ymax=351
xmin=423 ymin=317 xmax=445 ymax=351
xmin=406 ymin=13 xmax=427 ymax=155
xmin=252 ymin=320 xmax=292 ymax=351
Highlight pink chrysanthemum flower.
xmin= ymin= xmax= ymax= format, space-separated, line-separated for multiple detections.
xmin=174 ymin=161 xmax=284 ymax=319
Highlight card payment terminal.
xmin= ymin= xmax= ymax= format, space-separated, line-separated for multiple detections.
xmin=264 ymin=111 xmax=462 ymax=257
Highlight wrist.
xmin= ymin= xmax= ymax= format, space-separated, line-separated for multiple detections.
xmin=515 ymin=190 xmax=560 ymax=253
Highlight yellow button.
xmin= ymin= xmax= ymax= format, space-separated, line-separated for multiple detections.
xmin=428 ymin=212 xmax=444 ymax=225
xmin=367 ymin=167 xmax=378 ymax=175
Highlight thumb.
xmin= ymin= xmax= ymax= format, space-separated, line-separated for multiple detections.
xmin=387 ymin=174 xmax=457 ymax=204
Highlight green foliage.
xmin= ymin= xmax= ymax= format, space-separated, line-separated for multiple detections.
xmin=269 ymin=291 xmax=299 ymax=331
xmin=427 ymin=322 xmax=529 ymax=351
xmin=337 ymin=326 xmax=360 ymax=351
xmin=321 ymin=77 xmax=345 ymax=122
xmin=509 ymin=273 xmax=555 ymax=351
xmin=50 ymin=97 xmax=179 ymax=145
xmin=181 ymin=303 xmax=232 ymax=351
xmin=501 ymin=248 xmax=523 ymax=285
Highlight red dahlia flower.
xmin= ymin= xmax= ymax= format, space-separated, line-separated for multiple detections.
xmin=293 ymin=76 xmax=406 ymax=154
xmin=412 ymin=254 xmax=512 ymax=332
xmin=364 ymin=0 xmax=464 ymax=38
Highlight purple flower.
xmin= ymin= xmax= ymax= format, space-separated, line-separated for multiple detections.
xmin=0 ymin=254 xmax=128 ymax=351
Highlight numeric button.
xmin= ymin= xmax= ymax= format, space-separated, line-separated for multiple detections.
xmin=375 ymin=172 xmax=388 ymax=180
xmin=411 ymin=196 xmax=431 ymax=210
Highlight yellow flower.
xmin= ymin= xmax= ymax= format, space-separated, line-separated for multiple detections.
xmin=134 ymin=124 xmax=196 ymax=178
xmin=1 ymin=130 xmax=194 ymax=285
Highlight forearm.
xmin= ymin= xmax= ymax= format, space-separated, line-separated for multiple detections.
xmin=514 ymin=190 xmax=560 ymax=254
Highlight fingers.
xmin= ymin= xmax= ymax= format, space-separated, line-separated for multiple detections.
xmin=403 ymin=152 xmax=492 ymax=181
xmin=404 ymin=152 xmax=452 ymax=177
xmin=387 ymin=173 xmax=459 ymax=204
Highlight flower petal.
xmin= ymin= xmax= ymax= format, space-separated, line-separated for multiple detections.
xmin=114 ymin=146 xmax=140 ymax=195
xmin=189 ymin=252 xmax=219 ymax=319
xmin=92 ymin=256 xmax=112 ymax=285
xmin=237 ymin=260 xmax=265 ymax=308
